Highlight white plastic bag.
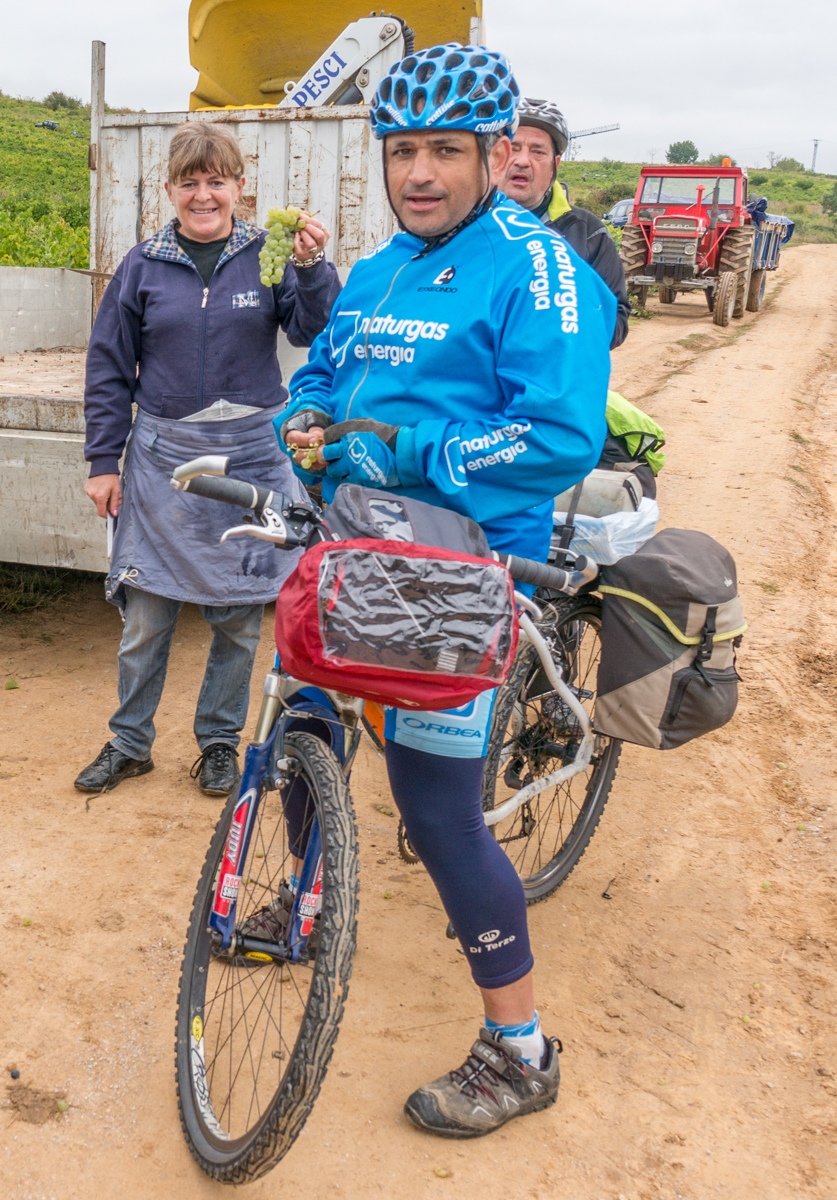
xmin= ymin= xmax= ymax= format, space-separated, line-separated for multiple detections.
xmin=550 ymin=497 xmax=660 ymax=566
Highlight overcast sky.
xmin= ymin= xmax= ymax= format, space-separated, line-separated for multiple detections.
xmin=1 ymin=0 xmax=835 ymax=174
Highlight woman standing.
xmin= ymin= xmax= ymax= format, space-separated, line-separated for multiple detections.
xmin=75 ymin=122 xmax=340 ymax=797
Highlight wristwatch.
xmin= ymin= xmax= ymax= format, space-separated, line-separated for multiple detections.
xmin=290 ymin=249 xmax=325 ymax=269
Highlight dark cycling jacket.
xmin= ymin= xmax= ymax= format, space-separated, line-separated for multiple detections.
xmin=540 ymin=188 xmax=630 ymax=349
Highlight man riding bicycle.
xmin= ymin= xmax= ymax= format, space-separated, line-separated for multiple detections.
xmin=501 ymin=98 xmax=631 ymax=348
xmin=278 ymin=44 xmax=615 ymax=1138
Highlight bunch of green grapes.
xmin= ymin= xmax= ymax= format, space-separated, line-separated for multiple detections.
xmin=259 ymin=206 xmax=307 ymax=286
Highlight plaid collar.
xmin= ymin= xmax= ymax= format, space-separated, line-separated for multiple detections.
xmin=142 ymin=217 xmax=260 ymax=268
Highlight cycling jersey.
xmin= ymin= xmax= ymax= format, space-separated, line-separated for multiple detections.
xmin=283 ymin=193 xmax=615 ymax=558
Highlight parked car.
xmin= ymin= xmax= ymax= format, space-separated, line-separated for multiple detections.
xmin=603 ymin=198 xmax=634 ymax=227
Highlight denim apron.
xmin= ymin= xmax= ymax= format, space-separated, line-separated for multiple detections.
xmin=105 ymin=406 xmax=304 ymax=612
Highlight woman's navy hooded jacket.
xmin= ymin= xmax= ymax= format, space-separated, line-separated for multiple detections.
xmin=84 ymin=217 xmax=341 ymax=477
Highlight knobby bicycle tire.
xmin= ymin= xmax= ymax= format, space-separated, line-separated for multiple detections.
xmin=175 ymin=731 xmax=359 ymax=1183
xmin=482 ymin=596 xmax=621 ymax=904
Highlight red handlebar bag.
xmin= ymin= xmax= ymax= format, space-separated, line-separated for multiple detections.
xmin=275 ymin=537 xmax=518 ymax=710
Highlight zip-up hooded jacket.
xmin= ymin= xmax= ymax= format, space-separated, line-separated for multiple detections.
xmin=284 ymin=195 xmax=615 ymax=557
xmin=84 ymin=218 xmax=341 ymax=477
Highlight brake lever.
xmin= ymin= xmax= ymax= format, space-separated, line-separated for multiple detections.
xmin=220 ymin=506 xmax=302 ymax=548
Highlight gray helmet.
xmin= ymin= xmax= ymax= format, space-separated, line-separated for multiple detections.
xmin=517 ymin=97 xmax=569 ymax=156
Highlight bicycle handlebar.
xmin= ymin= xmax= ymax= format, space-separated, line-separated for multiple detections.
xmin=176 ymin=474 xmax=276 ymax=511
xmin=173 ymin=466 xmax=599 ymax=596
xmin=498 ymin=553 xmax=599 ymax=595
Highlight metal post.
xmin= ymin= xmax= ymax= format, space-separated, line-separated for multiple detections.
xmin=811 ymin=140 xmax=820 ymax=173
xmin=89 ymin=41 xmax=106 ymax=313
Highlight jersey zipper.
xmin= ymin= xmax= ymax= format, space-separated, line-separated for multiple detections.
xmin=345 ymin=259 xmax=409 ymax=419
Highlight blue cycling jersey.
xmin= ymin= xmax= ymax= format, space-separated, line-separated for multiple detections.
xmin=283 ymin=194 xmax=615 ymax=558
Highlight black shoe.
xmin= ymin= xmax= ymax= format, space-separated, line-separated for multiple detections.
xmin=191 ymin=743 xmax=240 ymax=796
xmin=74 ymin=742 xmax=154 ymax=793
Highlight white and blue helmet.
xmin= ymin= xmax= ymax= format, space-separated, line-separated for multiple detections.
xmin=370 ymin=44 xmax=520 ymax=140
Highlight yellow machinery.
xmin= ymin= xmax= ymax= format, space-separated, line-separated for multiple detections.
xmin=188 ymin=0 xmax=482 ymax=109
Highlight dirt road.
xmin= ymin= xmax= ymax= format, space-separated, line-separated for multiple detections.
xmin=2 ymin=244 xmax=837 ymax=1200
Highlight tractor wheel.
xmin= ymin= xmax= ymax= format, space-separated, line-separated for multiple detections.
xmin=658 ymin=285 xmax=677 ymax=305
xmin=719 ymin=225 xmax=755 ymax=319
xmin=619 ymin=225 xmax=647 ymax=281
xmin=712 ymin=272 xmax=737 ymax=327
xmin=746 ymin=268 xmax=767 ymax=312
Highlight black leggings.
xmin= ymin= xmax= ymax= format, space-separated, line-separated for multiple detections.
xmin=385 ymin=741 xmax=533 ymax=989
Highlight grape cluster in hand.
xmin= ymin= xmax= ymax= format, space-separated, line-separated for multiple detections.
xmin=259 ymin=207 xmax=307 ymax=286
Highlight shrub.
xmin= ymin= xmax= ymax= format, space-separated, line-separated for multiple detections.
xmin=796 ymin=178 xmax=814 ymax=191
xmin=774 ymin=157 xmax=805 ymax=173
xmin=750 ymin=172 xmax=769 ymax=186
xmin=588 ymin=183 xmax=634 ymax=215
xmin=43 ymin=91 xmax=83 ymax=111
xmin=666 ymin=140 xmax=699 ymax=164
xmin=822 ymin=182 xmax=837 ymax=218
xmin=0 ymin=207 xmax=88 ymax=268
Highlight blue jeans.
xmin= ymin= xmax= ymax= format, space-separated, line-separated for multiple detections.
xmin=109 ymin=586 xmax=264 ymax=761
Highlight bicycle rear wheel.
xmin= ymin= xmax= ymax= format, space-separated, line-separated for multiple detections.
xmin=175 ymin=731 xmax=358 ymax=1183
xmin=482 ymin=597 xmax=621 ymax=904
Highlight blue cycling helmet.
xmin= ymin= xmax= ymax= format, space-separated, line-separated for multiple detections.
xmin=370 ymin=44 xmax=520 ymax=140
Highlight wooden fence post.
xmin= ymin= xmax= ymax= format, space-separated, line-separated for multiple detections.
xmin=89 ymin=41 xmax=106 ymax=315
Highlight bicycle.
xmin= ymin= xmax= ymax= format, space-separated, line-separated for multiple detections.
xmin=170 ymin=455 xmax=607 ymax=1182
xmin=481 ymin=590 xmax=621 ymax=904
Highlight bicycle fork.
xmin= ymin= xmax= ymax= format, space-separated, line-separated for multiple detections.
xmin=207 ymin=673 xmax=322 ymax=964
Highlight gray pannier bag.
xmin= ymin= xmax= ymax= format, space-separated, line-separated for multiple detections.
xmin=595 ymin=528 xmax=747 ymax=749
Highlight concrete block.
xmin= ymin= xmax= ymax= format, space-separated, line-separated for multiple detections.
xmin=0 ymin=428 xmax=109 ymax=571
xmin=0 ymin=267 xmax=91 ymax=355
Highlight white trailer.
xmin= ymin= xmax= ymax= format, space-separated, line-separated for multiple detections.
xmin=1 ymin=42 xmax=395 ymax=572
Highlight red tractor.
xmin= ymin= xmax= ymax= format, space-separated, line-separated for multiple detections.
xmin=619 ymin=164 xmax=792 ymax=326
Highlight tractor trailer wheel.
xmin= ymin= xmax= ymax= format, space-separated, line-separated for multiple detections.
xmin=719 ymin=225 xmax=755 ymax=319
xmin=746 ymin=268 xmax=767 ymax=312
xmin=712 ymin=272 xmax=738 ymax=327
xmin=658 ymin=285 xmax=677 ymax=305
xmin=619 ymin=225 xmax=648 ymax=287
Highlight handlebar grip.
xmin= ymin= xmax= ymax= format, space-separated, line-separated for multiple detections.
xmin=502 ymin=555 xmax=571 ymax=591
xmin=182 ymin=474 xmax=274 ymax=510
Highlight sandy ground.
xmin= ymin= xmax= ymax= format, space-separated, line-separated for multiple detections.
xmin=2 ymin=243 xmax=837 ymax=1200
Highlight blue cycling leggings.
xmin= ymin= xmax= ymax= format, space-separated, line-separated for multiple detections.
xmin=279 ymin=696 xmax=533 ymax=989
xmin=384 ymin=741 xmax=533 ymax=989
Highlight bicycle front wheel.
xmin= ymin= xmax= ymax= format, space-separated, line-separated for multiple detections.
xmin=175 ymin=731 xmax=359 ymax=1183
xmin=482 ymin=597 xmax=621 ymax=904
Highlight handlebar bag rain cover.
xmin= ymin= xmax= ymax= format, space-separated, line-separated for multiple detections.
xmin=275 ymin=487 xmax=517 ymax=710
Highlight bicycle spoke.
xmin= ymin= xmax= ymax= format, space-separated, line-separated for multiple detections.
xmin=484 ymin=601 xmax=620 ymax=899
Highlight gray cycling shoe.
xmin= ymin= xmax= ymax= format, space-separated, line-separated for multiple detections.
xmin=404 ymin=1027 xmax=561 ymax=1139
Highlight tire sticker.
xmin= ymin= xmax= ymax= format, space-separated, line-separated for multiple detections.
xmin=190 ymin=1018 xmax=230 ymax=1141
